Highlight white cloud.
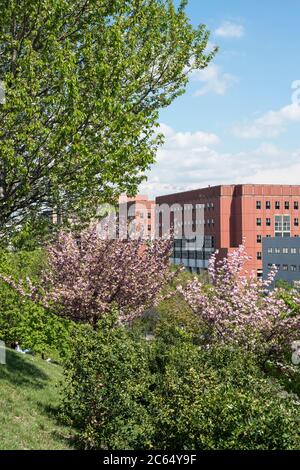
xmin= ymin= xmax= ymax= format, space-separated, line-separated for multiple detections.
xmin=192 ymin=64 xmax=238 ymax=96
xmin=158 ymin=123 xmax=219 ymax=147
xmin=253 ymin=142 xmax=282 ymax=157
xmin=233 ymin=103 xmax=300 ymax=139
xmin=215 ymin=21 xmax=245 ymax=38
xmin=139 ymin=124 xmax=300 ymax=198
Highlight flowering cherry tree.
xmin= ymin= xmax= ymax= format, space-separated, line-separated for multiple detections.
xmin=0 ymin=225 xmax=177 ymax=327
xmin=178 ymin=244 xmax=300 ymax=358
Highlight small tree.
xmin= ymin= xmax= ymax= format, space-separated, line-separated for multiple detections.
xmin=0 ymin=225 xmax=177 ymax=327
xmin=178 ymin=244 xmax=300 ymax=360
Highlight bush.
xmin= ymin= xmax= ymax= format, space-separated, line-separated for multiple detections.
xmin=61 ymin=313 xmax=300 ymax=450
xmin=61 ymin=312 xmax=154 ymax=449
xmin=0 ymin=249 xmax=75 ymax=360
xmin=149 ymin=339 xmax=300 ymax=450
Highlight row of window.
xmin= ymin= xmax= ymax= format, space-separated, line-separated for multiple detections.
xmin=256 ymin=201 xmax=299 ymax=210
xmin=256 ymin=217 xmax=298 ymax=226
xmin=160 ymin=219 xmax=215 ymax=227
xmin=166 ymin=204 xmax=205 ymax=212
xmin=173 ymin=251 xmax=212 ymax=260
xmin=162 ymin=203 xmax=214 ymax=213
xmin=267 ymin=247 xmax=300 ymax=254
xmin=267 ymin=264 xmax=299 ymax=272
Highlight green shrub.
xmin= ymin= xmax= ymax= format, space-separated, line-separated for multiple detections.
xmin=0 ymin=248 xmax=75 ymax=360
xmin=61 ymin=313 xmax=154 ymax=449
xmin=61 ymin=313 xmax=300 ymax=450
xmin=149 ymin=339 xmax=300 ymax=450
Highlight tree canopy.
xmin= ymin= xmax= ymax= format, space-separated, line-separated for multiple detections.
xmin=0 ymin=0 xmax=216 ymax=241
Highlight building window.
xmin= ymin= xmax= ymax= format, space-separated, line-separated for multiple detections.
xmin=285 ymin=201 xmax=290 ymax=210
xmin=275 ymin=215 xmax=291 ymax=237
xmin=291 ymin=265 xmax=297 ymax=272
xmin=266 ymin=201 xmax=271 ymax=209
xmin=275 ymin=201 xmax=280 ymax=209
xmin=257 ymin=251 xmax=262 ymax=260
xmin=275 ymin=247 xmax=281 ymax=254
xmin=294 ymin=218 xmax=299 ymax=226
xmin=291 ymin=248 xmax=297 ymax=254
xmin=267 ymin=247 xmax=273 ymax=254
xmin=282 ymin=264 xmax=288 ymax=271
xmin=257 ymin=270 xmax=263 ymax=279
xmin=147 ymin=212 xmax=151 ymax=219
xmin=256 ymin=218 xmax=262 ymax=226
xmin=283 ymin=248 xmax=288 ymax=254
xmin=283 ymin=215 xmax=291 ymax=231
xmin=294 ymin=201 xmax=299 ymax=210
xmin=266 ymin=218 xmax=271 ymax=226
xmin=256 ymin=201 xmax=261 ymax=209
xmin=266 ymin=234 xmax=271 ymax=238
xmin=257 ymin=235 xmax=262 ymax=243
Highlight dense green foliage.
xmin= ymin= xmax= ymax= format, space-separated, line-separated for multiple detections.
xmin=0 ymin=249 xmax=75 ymax=359
xmin=62 ymin=311 xmax=300 ymax=450
xmin=0 ymin=0 xmax=215 ymax=240
xmin=276 ymin=280 xmax=300 ymax=316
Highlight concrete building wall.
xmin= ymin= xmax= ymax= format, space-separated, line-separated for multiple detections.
xmin=262 ymin=237 xmax=300 ymax=285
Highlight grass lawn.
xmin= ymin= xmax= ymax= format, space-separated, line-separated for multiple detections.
xmin=0 ymin=348 xmax=76 ymax=450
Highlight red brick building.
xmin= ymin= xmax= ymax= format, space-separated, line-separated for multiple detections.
xmin=156 ymin=184 xmax=300 ymax=277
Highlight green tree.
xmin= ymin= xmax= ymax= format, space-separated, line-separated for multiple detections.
xmin=0 ymin=0 xmax=216 ymax=241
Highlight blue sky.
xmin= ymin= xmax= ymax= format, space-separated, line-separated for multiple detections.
xmin=141 ymin=0 xmax=300 ymax=198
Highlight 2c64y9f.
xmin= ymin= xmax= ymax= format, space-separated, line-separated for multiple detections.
xmin=146 ymin=454 xmax=197 ymax=465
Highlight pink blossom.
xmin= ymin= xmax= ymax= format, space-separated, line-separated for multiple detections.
xmin=0 ymin=225 xmax=178 ymax=327
xmin=179 ymin=243 xmax=300 ymax=357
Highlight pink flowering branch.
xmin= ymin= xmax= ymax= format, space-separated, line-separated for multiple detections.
xmin=0 ymin=225 xmax=177 ymax=328
xmin=178 ymin=243 xmax=300 ymax=358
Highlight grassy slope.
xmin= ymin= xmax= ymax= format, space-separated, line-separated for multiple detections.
xmin=0 ymin=348 xmax=76 ymax=450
